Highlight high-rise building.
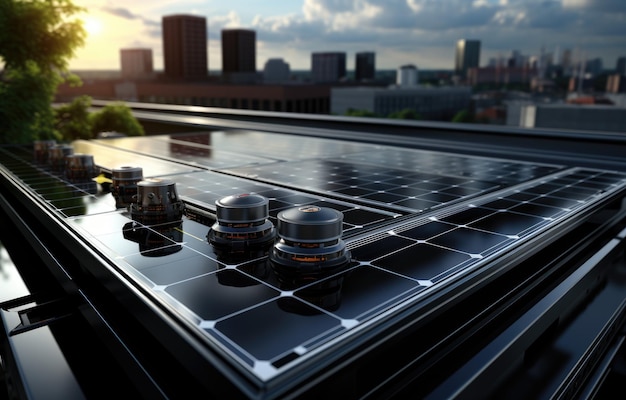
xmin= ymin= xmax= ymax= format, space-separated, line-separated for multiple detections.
xmin=120 ymin=48 xmax=153 ymax=79
xmin=311 ymin=52 xmax=346 ymax=83
xmin=355 ymin=52 xmax=375 ymax=81
xmin=585 ymin=58 xmax=603 ymax=77
xmin=162 ymin=14 xmax=208 ymax=80
xmin=221 ymin=29 xmax=256 ymax=83
xmin=455 ymin=39 xmax=481 ymax=79
xmin=221 ymin=29 xmax=256 ymax=73
xmin=616 ymin=57 xmax=626 ymax=75
xmin=561 ymin=48 xmax=573 ymax=73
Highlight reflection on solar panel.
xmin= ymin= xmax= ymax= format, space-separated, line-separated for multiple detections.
xmin=1 ymin=131 xmax=625 ymax=384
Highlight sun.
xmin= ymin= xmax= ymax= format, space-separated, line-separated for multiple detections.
xmin=83 ymin=17 xmax=103 ymax=36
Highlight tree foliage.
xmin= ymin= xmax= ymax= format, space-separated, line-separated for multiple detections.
xmin=345 ymin=108 xmax=424 ymax=120
xmin=344 ymin=108 xmax=379 ymax=118
xmin=451 ymin=109 xmax=475 ymax=123
xmin=54 ymin=97 xmax=145 ymax=140
xmin=90 ymin=102 xmax=145 ymax=137
xmin=0 ymin=0 xmax=86 ymax=143
xmin=388 ymin=108 xmax=422 ymax=120
xmin=54 ymin=95 xmax=93 ymax=141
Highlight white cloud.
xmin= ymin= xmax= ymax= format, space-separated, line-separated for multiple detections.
xmin=67 ymin=0 xmax=626 ymax=70
xmin=302 ymin=0 xmax=383 ymax=30
xmin=210 ymin=10 xmax=242 ymax=28
xmin=406 ymin=0 xmax=423 ymax=12
xmin=473 ymin=0 xmax=490 ymax=7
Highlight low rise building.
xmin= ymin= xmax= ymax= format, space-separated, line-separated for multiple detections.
xmin=509 ymin=103 xmax=626 ymax=133
xmin=56 ymin=80 xmax=331 ymax=114
xmin=331 ymin=86 xmax=471 ymax=120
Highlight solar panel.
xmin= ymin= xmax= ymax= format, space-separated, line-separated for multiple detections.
xmin=1 ymin=130 xmax=625 ymax=385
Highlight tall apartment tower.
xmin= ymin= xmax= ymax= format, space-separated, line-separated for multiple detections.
xmin=221 ymin=29 xmax=256 ymax=73
xmin=455 ymin=39 xmax=481 ymax=79
xmin=355 ymin=52 xmax=375 ymax=81
xmin=162 ymin=14 xmax=208 ymax=80
xmin=311 ymin=52 xmax=347 ymax=83
xmin=616 ymin=57 xmax=626 ymax=75
xmin=220 ymin=29 xmax=256 ymax=83
xmin=120 ymin=48 xmax=153 ymax=79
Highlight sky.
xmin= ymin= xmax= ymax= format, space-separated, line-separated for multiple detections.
xmin=70 ymin=0 xmax=626 ymax=72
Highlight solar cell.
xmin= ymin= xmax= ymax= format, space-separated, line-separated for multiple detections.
xmin=1 ymin=130 xmax=625 ymax=384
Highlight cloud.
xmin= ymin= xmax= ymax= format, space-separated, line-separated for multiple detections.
xmin=102 ymin=6 xmax=139 ymax=20
xmin=70 ymin=0 xmax=626 ymax=70
xmin=243 ymin=0 xmax=625 ymax=68
xmin=562 ymin=0 xmax=626 ymax=12
xmin=208 ymin=11 xmax=243 ymax=41
xmin=102 ymin=5 xmax=160 ymax=27
xmin=101 ymin=0 xmax=625 ymax=52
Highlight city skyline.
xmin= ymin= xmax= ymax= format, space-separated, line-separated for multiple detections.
xmin=71 ymin=0 xmax=626 ymax=72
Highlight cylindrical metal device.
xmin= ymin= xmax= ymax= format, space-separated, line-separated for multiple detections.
xmin=65 ymin=153 xmax=98 ymax=182
xmin=269 ymin=205 xmax=351 ymax=284
xmin=111 ymin=166 xmax=143 ymax=208
xmin=207 ymin=193 xmax=276 ymax=250
xmin=33 ymin=140 xmax=56 ymax=164
xmin=129 ymin=178 xmax=185 ymax=226
xmin=48 ymin=144 xmax=74 ymax=173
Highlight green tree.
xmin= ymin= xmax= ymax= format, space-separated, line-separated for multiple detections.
xmin=344 ymin=108 xmax=379 ymax=118
xmin=0 ymin=0 xmax=86 ymax=143
xmin=388 ymin=108 xmax=422 ymax=120
xmin=54 ymin=95 xmax=93 ymax=141
xmin=90 ymin=102 xmax=145 ymax=137
xmin=451 ymin=109 xmax=475 ymax=123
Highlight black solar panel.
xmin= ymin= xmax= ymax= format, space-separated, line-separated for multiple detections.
xmin=1 ymin=131 xmax=625 ymax=384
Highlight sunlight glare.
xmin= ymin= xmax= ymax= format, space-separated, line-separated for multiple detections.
xmin=84 ymin=17 xmax=103 ymax=36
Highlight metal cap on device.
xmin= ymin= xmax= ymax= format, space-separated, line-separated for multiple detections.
xmin=65 ymin=153 xmax=97 ymax=182
xmin=33 ymin=140 xmax=57 ymax=164
xmin=48 ymin=144 xmax=74 ymax=172
xmin=129 ymin=178 xmax=185 ymax=225
xmin=216 ymin=193 xmax=269 ymax=224
xmin=276 ymin=205 xmax=343 ymax=243
xmin=270 ymin=205 xmax=351 ymax=284
xmin=111 ymin=166 xmax=143 ymax=208
xmin=208 ymin=193 xmax=276 ymax=249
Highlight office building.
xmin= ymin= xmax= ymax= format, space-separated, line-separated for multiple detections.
xmin=355 ymin=52 xmax=375 ymax=81
xmin=615 ymin=57 xmax=626 ymax=75
xmin=331 ymin=86 xmax=471 ymax=121
xmin=221 ymin=29 xmax=256 ymax=82
xmin=120 ymin=48 xmax=153 ymax=79
xmin=263 ymin=58 xmax=290 ymax=83
xmin=56 ymin=80 xmax=331 ymax=114
xmin=607 ymin=74 xmax=626 ymax=93
xmin=585 ymin=58 xmax=603 ymax=76
xmin=508 ymin=103 xmax=626 ymax=133
xmin=466 ymin=66 xmax=538 ymax=86
xmin=311 ymin=52 xmax=346 ymax=83
xmin=162 ymin=14 xmax=208 ymax=80
xmin=396 ymin=64 xmax=418 ymax=87
xmin=455 ymin=39 xmax=481 ymax=79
